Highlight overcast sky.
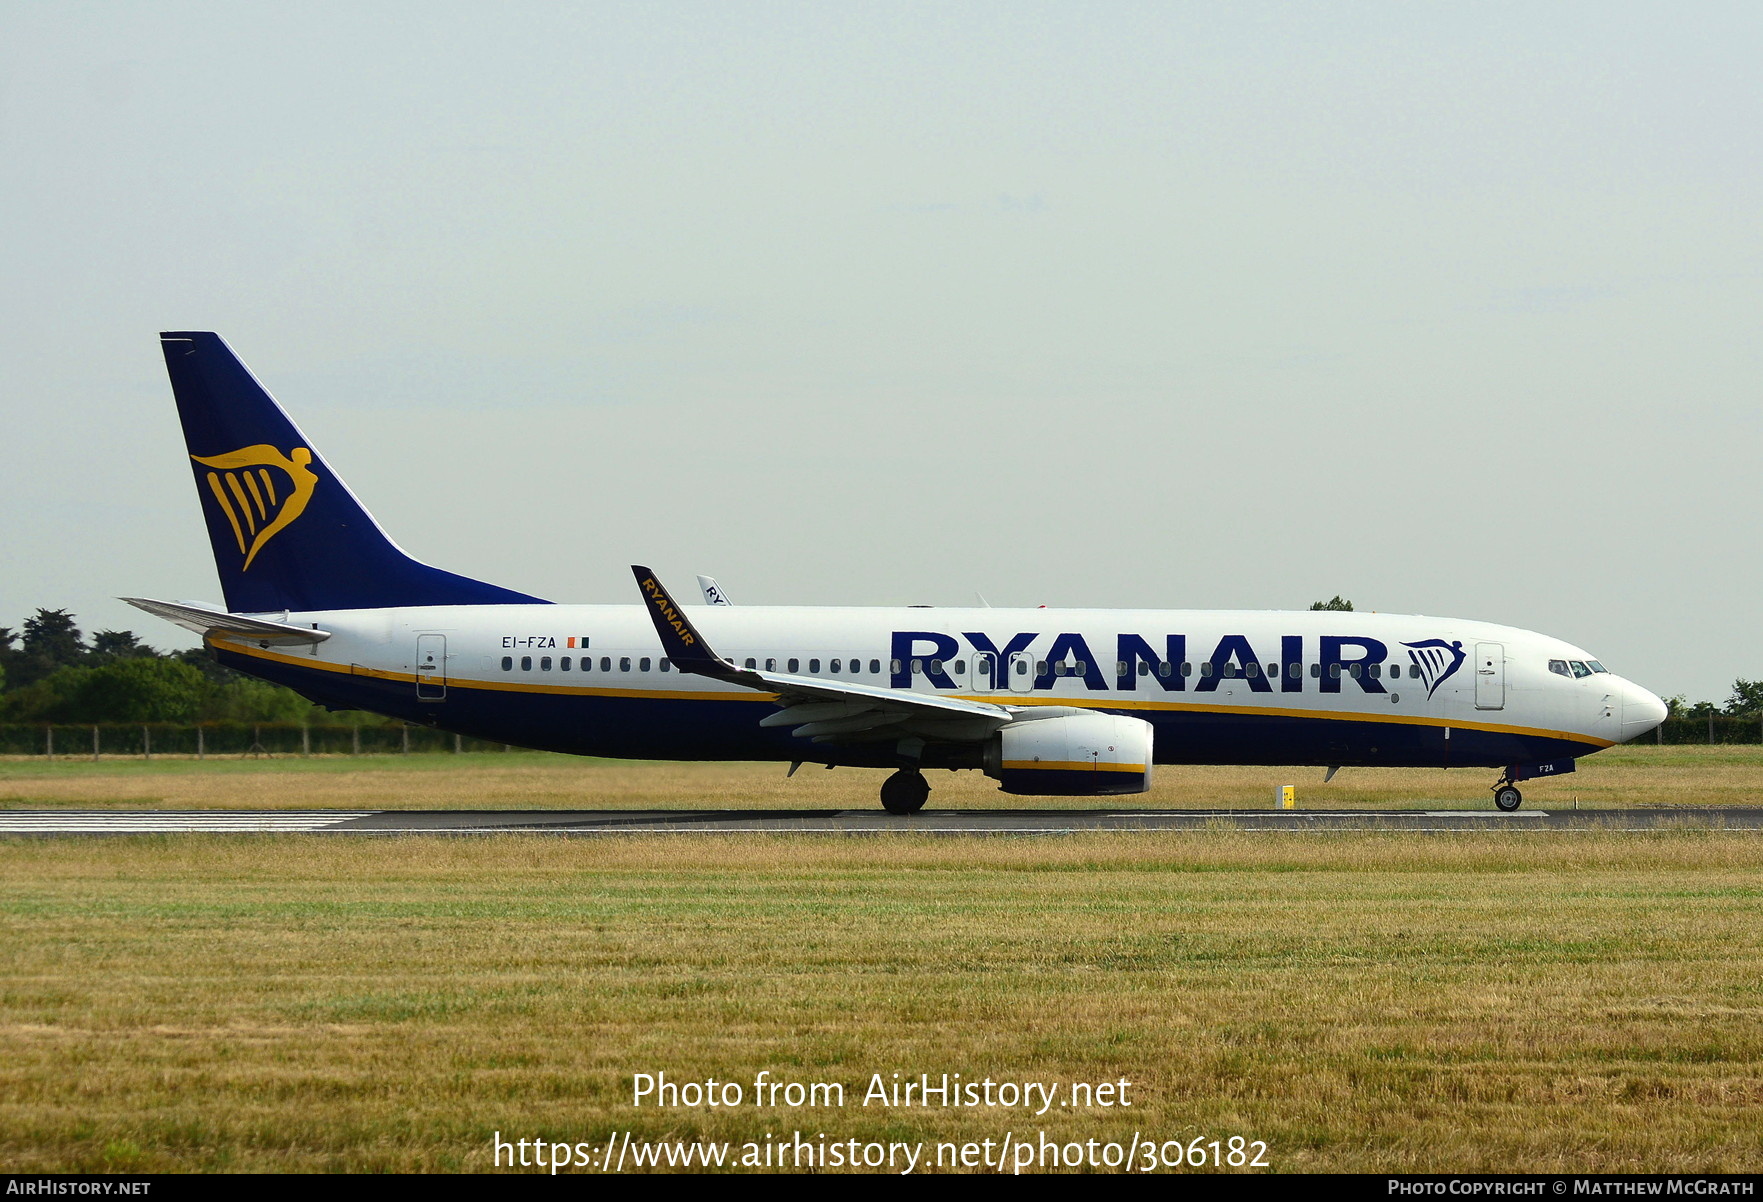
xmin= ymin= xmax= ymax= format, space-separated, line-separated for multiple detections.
xmin=3 ymin=2 xmax=1759 ymax=702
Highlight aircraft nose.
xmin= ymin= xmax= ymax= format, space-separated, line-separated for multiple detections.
xmin=1620 ymin=680 xmax=1668 ymax=742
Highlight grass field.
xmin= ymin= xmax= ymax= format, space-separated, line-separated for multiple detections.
xmin=3 ymin=750 xmax=1762 ymax=1174
xmin=3 ymin=743 xmax=1762 ymax=811
xmin=2 ymin=829 xmax=1762 ymax=1173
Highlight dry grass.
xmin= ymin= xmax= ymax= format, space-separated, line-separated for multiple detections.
xmin=3 ymin=832 xmax=1762 ymax=1172
xmin=1 ymin=743 xmax=1759 ymax=812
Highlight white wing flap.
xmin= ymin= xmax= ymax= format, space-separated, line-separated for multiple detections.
xmin=747 ymin=667 xmax=1013 ymax=741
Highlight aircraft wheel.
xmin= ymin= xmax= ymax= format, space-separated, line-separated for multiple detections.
xmin=880 ymin=769 xmax=930 ymax=815
xmin=1493 ymin=786 xmax=1523 ymax=812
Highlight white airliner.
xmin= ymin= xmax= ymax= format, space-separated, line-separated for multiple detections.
xmin=127 ymin=333 xmax=1667 ymax=814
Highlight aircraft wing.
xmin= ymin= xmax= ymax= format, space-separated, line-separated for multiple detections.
xmin=121 ymin=597 xmax=332 ymax=645
xmin=632 ymin=567 xmax=1012 ymax=744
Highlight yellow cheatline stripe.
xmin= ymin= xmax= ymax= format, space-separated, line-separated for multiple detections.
xmin=205 ymin=472 xmax=246 ymax=553
xmin=345 ymin=662 xmax=402 ymax=681
xmin=208 ymin=639 xmax=1611 ymax=748
xmin=1002 ymin=760 xmax=1146 ymax=774
xmin=210 ymin=639 xmax=773 ymax=703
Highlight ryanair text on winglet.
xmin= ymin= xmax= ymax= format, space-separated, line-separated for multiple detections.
xmin=639 ymin=576 xmax=697 ymax=647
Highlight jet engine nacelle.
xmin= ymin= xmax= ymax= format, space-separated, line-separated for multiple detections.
xmin=984 ymin=712 xmax=1155 ymax=796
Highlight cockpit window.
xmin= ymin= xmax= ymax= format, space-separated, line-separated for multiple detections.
xmin=1588 ymin=661 xmax=1607 ymax=673
xmin=1548 ymin=660 xmax=1570 ymax=677
xmin=1569 ymin=661 xmax=1591 ymax=678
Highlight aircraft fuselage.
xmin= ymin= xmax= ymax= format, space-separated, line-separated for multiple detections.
xmin=210 ymin=603 xmax=1658 ymax=773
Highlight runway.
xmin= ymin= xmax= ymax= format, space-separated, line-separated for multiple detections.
xmin=3 ymin=807 xmax=1762 ymax=835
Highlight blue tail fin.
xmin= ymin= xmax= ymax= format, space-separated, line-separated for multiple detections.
xmin=160 ymin=332 xmax=548 ymax=613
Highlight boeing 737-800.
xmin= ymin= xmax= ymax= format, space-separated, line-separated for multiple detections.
xmin=127 ymin=333 xmax=1667 ymax=813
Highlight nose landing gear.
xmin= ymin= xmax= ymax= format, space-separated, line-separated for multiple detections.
xmin=880 ymin=768 xmax=930 ymax=815
xmin=1490 ymin=760 xmax=1578 ymax=811
xmin=1492 ymin=770 xmax=1523 ymax=812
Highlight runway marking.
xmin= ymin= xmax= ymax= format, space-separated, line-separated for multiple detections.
xmin=3 ymin=809 xmax=1755 ymax=836
xmin=0 ymin=811 xmax=376 ymax=833
xmin=1422 ymin=810 xmax=1545 ymax=817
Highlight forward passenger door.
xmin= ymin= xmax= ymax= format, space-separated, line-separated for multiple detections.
xmin=1474 ymin=642 xmax=1503 ymax=710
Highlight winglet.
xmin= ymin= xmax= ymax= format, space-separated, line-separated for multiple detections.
xmin=632 ymin=566 xmax=739 ymax=681
xmin=630 ymin=566 xmax=1014 ymax=729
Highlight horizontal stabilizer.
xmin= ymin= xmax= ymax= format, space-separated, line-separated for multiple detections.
xmin=120 ymin=597 xmax=331 ymax=645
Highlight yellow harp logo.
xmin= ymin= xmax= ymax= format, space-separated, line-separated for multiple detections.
xmin=191 ymin=445 xmax=319 ymax=570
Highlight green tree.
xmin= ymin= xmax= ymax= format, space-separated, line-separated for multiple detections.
xmin=201 ymin=676 xmax=323 ymax=723
xmin=64 ymin=658 xmax=207 ymax=723
xmin=170 ymin=646 xmax=348 ymax=722
xmin=1727 ymin=679 xmax=1763 ymax=717
xmin=174 ymin=647 xmax=249 ymax=685
xmin=1 ymin=667 xmax=92 ymax=722
xmin=1308 ymin=596 xmax=1355 ymax=612
xmin=89 ymin=630 xmax=155 ymax=663
xmin=22 ymin=609 xmax=85 ymax=662
xmin=12 ymin=609 xmax=87 ymax=688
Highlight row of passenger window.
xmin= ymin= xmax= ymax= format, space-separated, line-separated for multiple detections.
xmin=740 ymin=656 xmax=1415 ymax=680
xmin=745 ymin=658 xmax=883 ymax=674
xmin=899 ymin=658 xmax=1416 ymax=680
xmin=498 ymin=653 xmax=1421 ymax=681
xmin=502 ymin=655 xmax=674 ymax=673
xmin=499 ymin=654 xmax=889 ymax=675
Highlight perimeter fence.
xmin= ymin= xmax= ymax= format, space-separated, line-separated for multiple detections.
xmin=0 ymin=723 xmax=509 ymax=759
xmin=1654 ymin=715 xmax=1763 ymax=745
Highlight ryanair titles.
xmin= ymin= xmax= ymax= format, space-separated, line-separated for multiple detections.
xmin=890 ymin=631 xmax=1467 ymax=696
xmin=638 ymin=576 xmax=698 ymax=648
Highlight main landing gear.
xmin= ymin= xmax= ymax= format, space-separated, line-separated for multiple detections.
xmin=880 ymin=768 xmax=930 ymax=815
xmin=1491 ymin=770 xmax=1523 ymax=812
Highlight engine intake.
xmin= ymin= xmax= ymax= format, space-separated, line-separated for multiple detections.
xmin=984 ymin=712 xmax=1154 ymax=796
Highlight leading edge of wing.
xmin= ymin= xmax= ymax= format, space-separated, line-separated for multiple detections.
xmin=629 ymin=566 xmax=1012 ymax=729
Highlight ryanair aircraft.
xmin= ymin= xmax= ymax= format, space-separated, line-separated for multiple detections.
xmin=128 ymin=333 xmax=1668 ymax=814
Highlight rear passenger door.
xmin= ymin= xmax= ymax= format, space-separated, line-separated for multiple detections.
xmin=416 ymin=634 xmax=446 ymax=701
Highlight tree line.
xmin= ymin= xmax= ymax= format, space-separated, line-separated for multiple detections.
xmin=0 ymin=608 xmax=380 ymax=726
